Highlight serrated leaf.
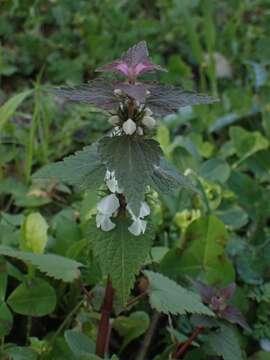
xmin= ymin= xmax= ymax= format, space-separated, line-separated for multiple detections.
xmin=7 ymin=278 xmax=56 ymax=316
xmin=33 ymin=142 xmax=106 ymax=191
xmin=89 ymin=219 xmax=154 ymax=305
xmin=51 ymin=79 xmax=119 ymax=111
xmin=98 ymin=135 xmax=162 ymax=215
xmin=146 ymin=84 xmax=217 ymax=116
xmin=0 ymin=245 xmax=82 ymax=282
xmin=144 ymin=271 xmax=213 ymax=316
xmin=21 ymin=212 xmax=48 ymax=254
xmin=64 ymin=330 xmax=95 ymax=358
xmin=151 ymin=157 xmax=196 ymax=194
xmin=206 ymin=324 xmax=244 ymax=360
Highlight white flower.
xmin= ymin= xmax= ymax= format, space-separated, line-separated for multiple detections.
xmin=144 ymin=107 xmax=153 ymax=116
xmin=114 ymin=88 xmax=122 ymax=95
xmin=136 ymin=126 xmax=144 ymax=136
xmin=108 ymin=115 xmax=120 ymax=126
xmin=122 ymin=119 xmax=137 ymax=135
xmin=128 ymin=218 xmax=147 ymax=236
xmin=139 ymin=201 xmax=150 ymax=217
xmin=96 ymin=213 xmax=116 ymax=231
xmin=105 ymin=170 xmax=123 ymax=193
xmin=142 ymin=116 xmax=156 ymax=129
xmin=97 ymin=194 xmax=120 ymax=216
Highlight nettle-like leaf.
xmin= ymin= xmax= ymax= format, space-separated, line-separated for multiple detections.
xmin=144 ymin=271 xmax=213 ymax=316
xmin=96 ymin=40 xmax=166 ymax=79
xmin=150 ymin=157 xmax=196 ymax=195
xmin=98 ymin=135 xmax=162 ymax=216
xmin=146 ymin=83 xmax=218 ymax=116
xmin=33 ymin=142 xmax=106 ymax=191
xmin=88 ymin=219 xmax=154 ymax=305
xmin=0 ymin=245 xmax=82 ymax=282
xmin=206 ymin=324 xmax=244 ymax=360
xmin=51 ymin=79 xmax=119 ymax=111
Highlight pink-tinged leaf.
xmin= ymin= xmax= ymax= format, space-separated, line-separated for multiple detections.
xmin=115 ymin=82 xmax=148 ymax=103
xmin=221 ymin=305 xmax=251 ymax=332
xmin=217 ymin=283 xmax=236 ymax=300
xmin=51 ymin=79 xmax=119 ymax=111
xmin=96 ymin=41 xmax=167 ymax=78
xmin=146 ymin=84 xmax=218 ymax=116
xmin=191 ymin=280 xmax=216 ymax=303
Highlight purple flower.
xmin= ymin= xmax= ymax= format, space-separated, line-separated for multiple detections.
xmin=192 ymin=280 xmax=250 ymax=331
xmin=96 ymin=41 xmax=167 ymax=82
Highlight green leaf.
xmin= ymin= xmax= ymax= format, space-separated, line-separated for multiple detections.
xmin=33 ymin=142 xmax=106 ymax=191
xmin=21 ymin=212 xmax=48 ymax=254
xmin=7 ymin=278 xmax=56 ymax=316
xmin=0 ymin=245 xmax=82 ymax=282
xmin=151 ymin=157 xmax=196 ymax=194
xmin=230 ymin=126 xmax=269 ymax=163
xmin=113 ymin=311 xmax=150 ymax=351
xmin=0 ymin=90 xmax=32 ymax=131
xmin=64 ymin=330 xmax=95 ymax=357
xmin=89 ymin=218 xmax=154 ymax=305
xmin=144 ymin=271 xmax=213 ymax=316
xmin=199 ymin=158 xmax=231 ymax=183
xmin=4 ymin=346 xmax=38 ymax=360
xmin=0 ymin=302 xmax=13 ymax=336
xmin=160 ymin=216 xmax=235 ymax=285
xmin=206 ymin=324 xmax=244 ymax=360
xmin=98 ymin=135 xmax=162 ymax=215
xmin=249 ymin=351 xmax=270 ymax=360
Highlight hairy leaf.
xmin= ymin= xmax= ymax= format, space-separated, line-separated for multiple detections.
xmin=98 ymin=135 xmax=162 ymax=216
xmin=89 ymin=219 xmax=154 ymax=305
xmin=151 ymin=157 xmax=196 ymax=194
xmin=146 ymin=83 xmax=218 ymax=116
xmin=144 ymin=271 xmax=213 ymax=316
xmin=51 ymin=79 xmax=119 ymax=111
xmin=33 ymin=142 xmax=106 ymax=191
xmin=206 ymin=324 xmax=244 ymax=360
xmin=0 ymin=245 xmax=82 ymax=282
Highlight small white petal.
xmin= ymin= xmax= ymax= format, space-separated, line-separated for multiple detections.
xmin=142 ymin=116 xmax=156 ymax=129
xmin=139 ymin=202 xmax=150 ymax=218
xmin=96 ymin=214 xmax=116 ymax=231
xmin=114 ymin=88 xmax=122 ymax=95
xmin=128 ymin=218 xmax=147 ymax=236
xmin=97 ymin=194 xmax=120 ymax=215
xmin=144 ymin=107 xmax=153 ymax=116
xmin=123 ymin=119 xmax=137 ymax=135
xmin=136 ymin=126 xmax=144 ymax=136
xmin=146 ymin=90 xmax=151 ymax=96
xmin=108 ymin=115 xmax=120 ymax=126
xmin=106 ymin=178 xmax=118 ymax=193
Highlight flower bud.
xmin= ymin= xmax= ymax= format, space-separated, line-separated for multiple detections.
xmin=136 ymin=126 xmax=144 ymax=136
xmin=142 ymin=116 xmax=156 ymax=129
xmin=122 ymin=118 xmax=137 ymax=135
xmin=144 ymin=107 xmax=153 ymax=116
xmin=114 ymin=88 xmax=122 ymax=96
xmin=108 ymin=115 xmax=120 ymax=126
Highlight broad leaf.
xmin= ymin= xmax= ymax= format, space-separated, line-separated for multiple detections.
xmin=7 ymin=278 xmax=56 ymax=316
xmin=144 ymin=271 xmax=213 ymax=316
xmin=89 ymin=218 xmax=154 ymax=305
xmin=0 ymin=245 xmax=82 ymax=282
xmin=33 ymin=142 xmax=106 ymax=191
xmin=64 ymin=330 xmax=95 ymax=358
xmin=199 ymin=158 xmax=231 ymax=183
xmin=51 ymin=79 xmax=119 ymax=111
xmin=113 ymin=311 xmax=150 ymax=351
xmin=160 ymin=216 xmax=235 ymax=285
xmin=4 ymin=346 xmax=38 ymax=360
xmin=206 ymin=324 xmax=244 ymax=360
xmin=151 ymin=157 xmax=196 ymax=194
xmin=146 ymin=84 xmax=217 ymax=116
xmin=0 ymin=302 xmax=13 ymax=336
xmin=98 ymin=135 xmax=162 ymax=216
xmin=21 ymin=212 xmax=48 ymax=254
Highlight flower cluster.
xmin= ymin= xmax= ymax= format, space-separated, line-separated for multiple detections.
xmin=96 ymin=170 xmax=150 ymax=236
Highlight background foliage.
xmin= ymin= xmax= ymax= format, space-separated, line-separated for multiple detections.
xmin=0 ymin=0 xmax=270 ymax=359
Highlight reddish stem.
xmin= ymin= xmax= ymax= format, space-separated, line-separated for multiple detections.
xmin=95 ymin=276 xmax=115 ymax=358
xmin=172 ymin=326 xmax=204 ymax=359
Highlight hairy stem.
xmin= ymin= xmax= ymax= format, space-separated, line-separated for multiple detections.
xmin=172 ymin=326 xmax=204 ymax=359
xmin=96 ymin=276 xmax=115 ymax=358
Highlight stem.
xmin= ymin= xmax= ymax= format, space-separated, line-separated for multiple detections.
xmin=172 ymin=326 xmax=204 ymax=359
xmin=126 ymin=290 xmax=148 ymax=308
xmin=136 ymin=312 xmax=160 ymax=360
xmin=95 ymin=276 xmax=115 ymax=358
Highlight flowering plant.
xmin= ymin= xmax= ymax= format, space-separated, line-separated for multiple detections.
xmin=34 ymin=42 xmax=249 ymax=359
